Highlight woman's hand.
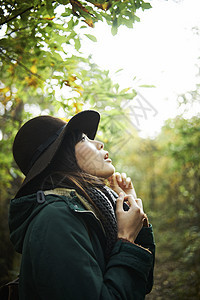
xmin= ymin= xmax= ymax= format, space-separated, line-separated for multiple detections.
xmin=109 ymin=172 xmax=149 ymax=228
xmin=116 ymin=193 xmax=147 ymax=242
xmin=108 ymin=172 xmax=137 ymax=199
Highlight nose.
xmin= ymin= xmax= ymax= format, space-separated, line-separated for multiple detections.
xmin=96 ymin=140 xmax=104 ymax=150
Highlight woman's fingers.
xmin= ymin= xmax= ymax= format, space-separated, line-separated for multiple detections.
xmin=109 ymin=172 xmax=136 ymax=199
xmin=116 ymin=192 xmax=124 ymax=212
xmin=142 ymin=213 xmax=149 ymax=227
xmin=116 ymin=172 xmax=130 ymax=187
xmin=117 ymin=194 xmax=144 ymax=215
xmin=115 ymin=172 xmax=127 ymax=185
xmin=135 ymin=198 xmax=143 ymax=211
xmin=108 ymin=174 xmax=125 ymax=196
xmin=125 ymin=177 xmax=132 ymax=188
xmin=110 ymin=172 xmax=132 ymax=188
xmin=126 ymin=196 xmax=144 ymax=215
xmin=108 ymin=173 xmax=119 ymax=186
xmin=107 ymin=174 xmax=113 ymax=184
xmin=115 ymin=172 xmax=122 ymax=183
xmin=121 ymin=173 xmax=127 ymax=185
xmin=116 ymin=195 xmax=146 ymax=242
xmin=124 ymin=194 xmax=134 ymax=207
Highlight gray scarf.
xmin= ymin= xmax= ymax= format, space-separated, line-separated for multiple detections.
xmin=85 ymin=186 xmax=119 ymax=259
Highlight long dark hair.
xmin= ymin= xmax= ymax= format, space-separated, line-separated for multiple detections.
xmin=40 ymin=130 xmax=106 ymax=206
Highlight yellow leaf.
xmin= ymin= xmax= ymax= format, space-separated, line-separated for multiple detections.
xmin=83 ymin=19 xmax=94 ymax=28
xmin=75 ymin=85 xmax=84 ymax=95
xmin=60 ymin=118 xmax=70 ymax=123
xmin=94 ymin=3 xmax=103 ymax=9
xmin=1 ymin=96 xmax=11 ymax=106
xmin=77 ymin=86 xmax=84 ymax=91
xmin=43 ymin=16 xmax=55 ymax=20
xmin=25 ymin=76 xmax=38 ymax=87
xmin=102 ymin=3 xmax=109 ymax=10
xmin=68 ymin=76 xmax=77 ymax=82
xmin=75 ymin=90 xmax=82 ymax=96
xmin=73 ymin=102 xmax=83 ymax=113
xmin=94 ymin=2 xmax=111 ymax=10
xmin=30 ymin=65 xmax=37 ymax=74
xmin=15 ymin=97 xmax=21 ymax=104
xmin=0 ymin=87 xmax=9 ymax=94
xmin=124 ymin=87 xmax=131 ymax=92
xmin=75 ymin=85 xmax=84 ymax=91
xmin=8 ymin=65 xmax=14 ymax=74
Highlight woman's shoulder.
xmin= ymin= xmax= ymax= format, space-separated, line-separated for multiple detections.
xmin=24 ymin=189 xmax=92 ymax=239
xmin=10 ymin=188 xmax=91 ymax=233
xmin=44 ymin=188 xmax=95 ymax=212
xmin=28 ymin=189 xmax=106 ymax=251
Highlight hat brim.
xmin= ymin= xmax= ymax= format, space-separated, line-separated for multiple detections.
xmin=16 ymin=110 xmax=100 ymax=197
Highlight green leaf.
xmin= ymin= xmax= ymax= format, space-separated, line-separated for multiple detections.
xmin=57 ymin=0 xmax=70 ymax=4
xmin=141 ymin=2 xmax=152 ymax=10
xmin=115 ymin=68 xmax=123 ymax=73
xmin=111 ymin=25 xmax=118 ymax=36
xmin=139 ymin=84 xmax=156 ymax=88
xmin=61 ymin=12 xmax=70 ymax=17
xmin=133 ymin=15 xmax=140 ymax=22
xmin=84 ymin=34 xmax=97 ymax=42
xmin=67 ymin=18 xmax=74 ymax=30
xmin=74 ymin=38 xmax=81 ymax=50
xmin=121 ymin=18 xmax=133 ymax=29
xmin=33 ymin=0 xmax=41 ymax=6
xmin=111 ymin=17 xmax=118 ymax=35
xmin=46 ymin=1 xmax=54 ymax=16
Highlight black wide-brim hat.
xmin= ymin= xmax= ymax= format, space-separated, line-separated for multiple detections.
xmin=13 ymin=110 xmax=100 ymax=197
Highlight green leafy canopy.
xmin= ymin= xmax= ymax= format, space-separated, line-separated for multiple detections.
xmin=0 ymin=0 xmax=151 ymax=193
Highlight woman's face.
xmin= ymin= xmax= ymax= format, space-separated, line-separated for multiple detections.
xmin=75 ymin=134 xmax=115 ymax=178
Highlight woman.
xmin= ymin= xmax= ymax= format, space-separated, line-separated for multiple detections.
xmin=9 ymin=110 xmax=155 ymax=299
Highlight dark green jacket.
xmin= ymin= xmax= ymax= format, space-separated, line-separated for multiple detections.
xmin=9 ymin=189 xmax=155 ymax=300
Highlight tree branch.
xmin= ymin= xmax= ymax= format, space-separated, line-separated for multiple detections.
xmin=0 ymin=48 xmax=44 ymax=81
xmin=4 ymin=26 xmax=29 ymax=37
xmin=0 ymin=0 xmax=57 ymax=27
xmin=0 ymin=5 xmax=34 ymax=26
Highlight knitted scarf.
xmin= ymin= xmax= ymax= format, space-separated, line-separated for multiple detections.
xmin=85 ymin=186 xmax=119 ymax=259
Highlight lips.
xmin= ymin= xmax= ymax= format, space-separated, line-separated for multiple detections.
xmin=104 ymin=152 xmax=109 ymax=159
xmin=104 ymin=152 xmax=112 ymax=162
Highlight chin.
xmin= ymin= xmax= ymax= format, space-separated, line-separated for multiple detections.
xmin=101 ymin=165 xmax=115 ymax=179
xmin=84 ymin=163 xmax=115 ymax=179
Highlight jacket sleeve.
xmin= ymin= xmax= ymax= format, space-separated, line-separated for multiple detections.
xmin=29 ymin=201 xmax=154 ymax=300
xmin=135 ymin=225 xmax=156 ymax=294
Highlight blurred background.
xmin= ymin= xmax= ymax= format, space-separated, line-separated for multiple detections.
xmin=0 ymin=0 xmax=200 ymax=298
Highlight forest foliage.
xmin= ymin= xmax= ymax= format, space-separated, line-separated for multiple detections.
xmin=0 ymin=0 xmax=200 ymax=299
xmin=0 ymin=0 xmax=150 ymax=195
xmin=121 ymin=115 xmax=200 ymax=299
